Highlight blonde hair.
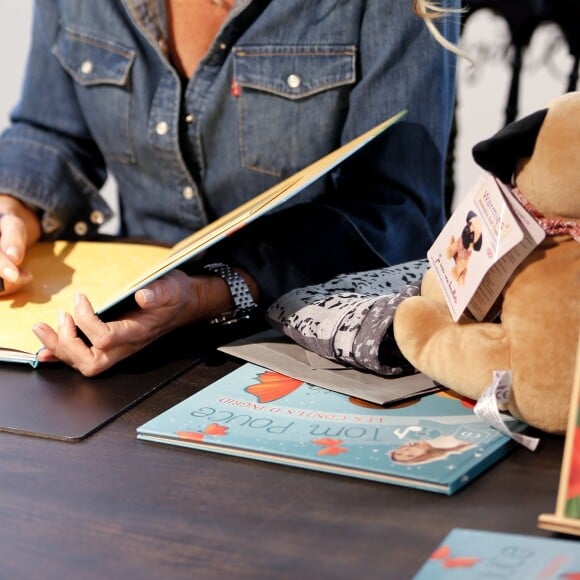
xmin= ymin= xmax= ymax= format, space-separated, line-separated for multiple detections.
xmin=413 ymin=0 xmax=471 ymax=61
xmin=390 ymin=441 xmax=475 ymax=465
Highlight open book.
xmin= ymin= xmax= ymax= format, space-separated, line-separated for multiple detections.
xmin=0 ymin=111 xmax=405 ymax=366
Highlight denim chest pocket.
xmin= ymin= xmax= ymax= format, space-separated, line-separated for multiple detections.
xmin=52 ymin=27 xmax=136 ymax=163
xmin=233 ymin=45 xmax=356 ymax=177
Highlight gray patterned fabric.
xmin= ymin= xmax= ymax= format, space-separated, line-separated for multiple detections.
xmin=266 ymin=259 xmax=429 ymax=376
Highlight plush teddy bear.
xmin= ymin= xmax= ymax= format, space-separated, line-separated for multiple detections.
xmin=393 ymin=91 xmax=580 ymax=434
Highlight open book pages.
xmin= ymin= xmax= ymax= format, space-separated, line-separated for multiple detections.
xmin=0 ymin=111 xmax=405 ymax=366
xmin=0 ymin=240 xmax=168 ymax=364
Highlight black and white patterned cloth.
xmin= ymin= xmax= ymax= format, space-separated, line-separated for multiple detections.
xmin=266 ymin=259 xmax=429 ymax=376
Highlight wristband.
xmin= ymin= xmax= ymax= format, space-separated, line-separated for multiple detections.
xmin=203 ymin=262 xmax=258 ymax=325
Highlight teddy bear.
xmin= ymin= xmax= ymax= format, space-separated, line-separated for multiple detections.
xmin=393 ymin=91 xmax=580 ymax=434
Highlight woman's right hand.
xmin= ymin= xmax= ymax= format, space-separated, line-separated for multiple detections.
xmin=0 ymin=194 xmax=42 ymax=295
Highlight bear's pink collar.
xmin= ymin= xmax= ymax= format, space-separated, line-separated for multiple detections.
xmin=511 ymin=187 xmax=580 ymax=242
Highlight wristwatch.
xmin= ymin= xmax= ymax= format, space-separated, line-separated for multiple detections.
xmin=203 ymin=262 xmax=258 ymax=325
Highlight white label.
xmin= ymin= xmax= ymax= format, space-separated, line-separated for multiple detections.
xmin=428 ymin=172 xmax=544 ymax=321
xmin=474 ymin=370 xmax=540 ymax=451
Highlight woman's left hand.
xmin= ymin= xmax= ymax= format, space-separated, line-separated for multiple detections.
xmin=32 ymin=269 xmax=244 ymax=376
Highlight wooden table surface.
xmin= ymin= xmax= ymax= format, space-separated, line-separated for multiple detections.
xmin=0 ymin=353 xmax=566 ymax=580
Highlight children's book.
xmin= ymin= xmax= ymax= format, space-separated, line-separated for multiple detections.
xmin=0 ymin=240 xmax=168 ymax=365
xmin=538 ymin=337 xmax=580 ymax=537
xmin=137 ymin=362 xmax=524 ymax=495
xmin=412 ymin=528 xmax=580 ymax=579
xmin=0 ymin=111 xmax=405 ymax=366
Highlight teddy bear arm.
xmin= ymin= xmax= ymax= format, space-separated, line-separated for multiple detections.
xmin=393 ymin=296 xmax=511 ymax=401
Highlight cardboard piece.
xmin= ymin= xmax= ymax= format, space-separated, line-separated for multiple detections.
xmin=219 ymin=330 xmax=438 ymax=405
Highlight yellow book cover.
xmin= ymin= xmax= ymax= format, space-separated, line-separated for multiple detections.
xmin=0 ymin=112 xmax=405 ymax=366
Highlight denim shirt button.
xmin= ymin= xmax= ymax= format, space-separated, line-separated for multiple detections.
xmin=90 ymin=210 xmax=105 ymax=225
xmin=286 ymin=74 xmax=301 ymax=89
xmin=218 ymin=42 xmax=227 ymax=51
xmin=80 ymin=60 xmax=93 ymax=75
xmin=74 ymin=221 xmax=89 ymax=237
xmin=182 ymin=186 xmax=194 ymax=200
xmin=155 ymin=121 xmax=169 ymax=136
xmin=184 ymin=113 xmax=194 ymax=124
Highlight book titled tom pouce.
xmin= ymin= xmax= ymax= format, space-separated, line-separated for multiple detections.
xmin=137 ymin=363 xmax=524 ymax=495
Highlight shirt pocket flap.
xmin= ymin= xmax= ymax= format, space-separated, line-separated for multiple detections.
xmin=233 ymin=45 xmax=356 ymax=100
xmin=53 ymin=28 xmax=135 ymax=87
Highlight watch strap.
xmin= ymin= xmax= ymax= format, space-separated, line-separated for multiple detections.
xmin=203 ymin=262 xmax=258 ymax=325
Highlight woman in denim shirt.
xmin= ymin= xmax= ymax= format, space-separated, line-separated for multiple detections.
xmin=0 ymin=0 xmax=460 ymax=375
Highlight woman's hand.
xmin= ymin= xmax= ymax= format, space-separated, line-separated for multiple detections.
xmin=32 ymin=267 xmax=258 ymax=377
xmin=0 ymin=194 xmax=42 ymax=295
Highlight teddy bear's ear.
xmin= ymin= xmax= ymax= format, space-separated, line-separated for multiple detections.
xmin=472 ymin=108 xmax=548 ymax=184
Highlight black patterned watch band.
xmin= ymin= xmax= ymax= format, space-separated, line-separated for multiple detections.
xmin=203 ymin=262 xmax=258 ymax=325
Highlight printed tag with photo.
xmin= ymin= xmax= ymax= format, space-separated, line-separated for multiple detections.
xmin=467 ymin=180 xmax=546 ymax=321
xmin=428 ymin=172 xmax=544 ymax=321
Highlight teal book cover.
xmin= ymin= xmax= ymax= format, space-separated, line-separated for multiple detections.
xmin=413 ymin=528 xmax=580 ymax=579
xmin=137 ymin=363 xmax=522 ymax=495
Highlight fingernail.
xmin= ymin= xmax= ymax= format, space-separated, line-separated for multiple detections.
xmin=2 ymin=265 xmax=18 ymax=282
xmin=5 ymin=246 xmax=20 ymax=261
xmin=139 ymin=288 xmax=155 ymax=304
xmin=58 ymin=311 xmax=67 ymax=327
xmin=32 ymin=323 xmax=45 ymax=337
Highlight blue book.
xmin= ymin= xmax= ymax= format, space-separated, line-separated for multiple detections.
xmin=413 ymin=528 xmax=580 ymax=578
xmin=137 ymin=363 xmax=523 ymax=495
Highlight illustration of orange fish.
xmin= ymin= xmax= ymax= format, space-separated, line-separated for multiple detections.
xmin=312 ymin=437 xmax=348 ymax=456
xmin=429 ymin=545 xmax=479 ymax=570
xmin=317 ymin=445 xmax=348 ymax=457
xmin=177 ymin=423 xmax=229 ymax=442
xmin=245 ymin=370 xmax=303 ymax=403
xmin=443 ymin=557 xmax=480 ymax=569
xmin=430 ymin=546 xmax=451 ymax=560
xmin=438 ymin=390 xmax=476 ymax=409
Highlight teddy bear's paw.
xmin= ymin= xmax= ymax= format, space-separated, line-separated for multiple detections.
xmin=393 ymin=296 xmax=454 ymax=363
xmin=394 ymin=297 xmax=512 ymax=401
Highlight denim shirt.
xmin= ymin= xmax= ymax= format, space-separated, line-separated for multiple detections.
xmin=0 ymin=0 xmax=459 ymax=302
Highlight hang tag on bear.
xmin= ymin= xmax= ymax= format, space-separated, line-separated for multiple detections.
xmin=427 ymin=172 xmax=545 ymax=321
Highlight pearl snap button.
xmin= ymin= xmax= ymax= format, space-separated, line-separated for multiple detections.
xmin=155 ymin=121 xmax=169 ymax=136
xmin=80 ymin=60 xmax=93 ymax=75
xmin=74 ymin=221 xmax=89 ymax=236
xmin=90 ymin=210 xmax=105 ymax=225
xmin=182 ymin=186 xmax=194 ymax=200
xmin=184 ymin=113 xmax=194 ymax=124
xmin=286 ymin=74 xmax=301 ymax=89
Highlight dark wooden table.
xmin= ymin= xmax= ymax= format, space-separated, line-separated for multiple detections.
xmin=0 ymin=354 xmax=566 ymax=580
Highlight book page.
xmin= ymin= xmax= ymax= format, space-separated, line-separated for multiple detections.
xmin=0 ymin=240 xmax=168 ymax=361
